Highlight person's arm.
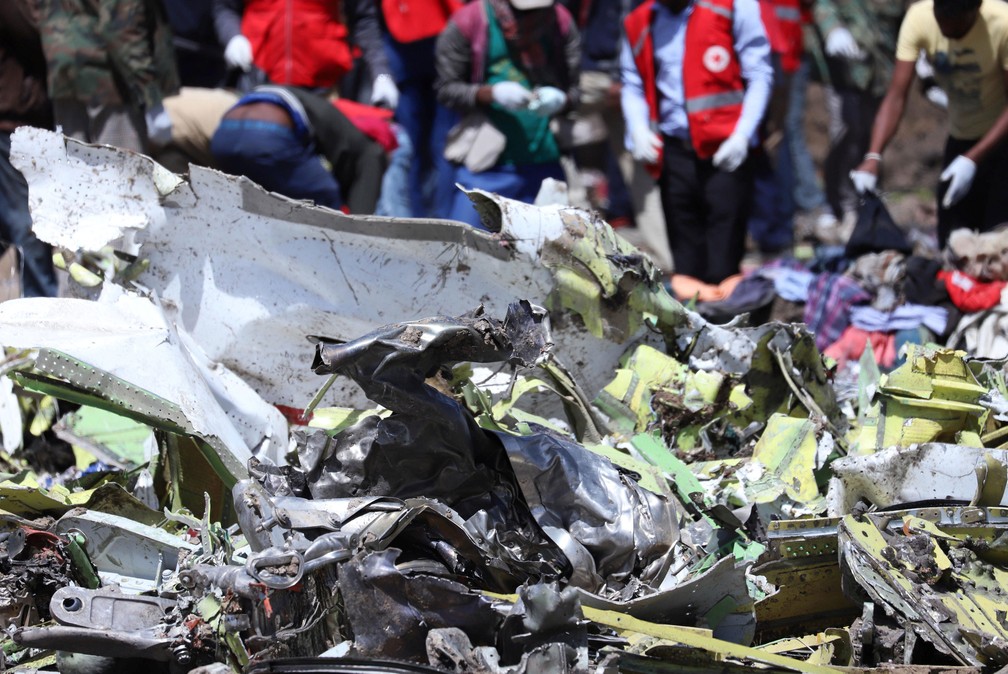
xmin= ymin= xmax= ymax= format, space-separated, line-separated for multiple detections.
xmin=346 ymin=0 xmax=392 ymax=79
xmin=434 ymin=20 xmax=486 ymax=110
xmin=963 ymin=69 xmax=1008 ymax=163
xmin=731 ymin=0 xmax=774 ymax=142
xmin=619 ymin=36 xmax=650 ymax=138
xmin=853 ymin=57 xmax=915 ymax=176
xmin=211 ymin=0 xmax=243 ymax=45
xmin=560 ymin=7 xmax=582 ymax=112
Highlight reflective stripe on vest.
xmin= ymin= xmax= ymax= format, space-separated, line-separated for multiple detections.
xmin=696 ymin=0 xmax=732 ymax=20
xmin=685 ymin=89 xmax=744 ymax=114
xmin=774 ymin=5 xmax=801 ymax=21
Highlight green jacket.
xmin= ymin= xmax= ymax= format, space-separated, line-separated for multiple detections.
xmin=37 ymin=0 xmax=179 ymax=110
xmin=811 ymin=0 xmax=907 ymax=97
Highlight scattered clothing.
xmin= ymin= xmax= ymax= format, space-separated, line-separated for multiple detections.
xmin=846 ymin=251 xmax=905 ymax=312
xmin=937 ymin=270 xmax=1007 ymax=314
xmin=804 ymin=272 xmax=871 ymax=351
xmin=824 ymin=327 xmax=898 ymax=370
xmin=765 ymin=268 xmax=815 ymax=303
xmin=949 ymin=308 xmax=1008 ymax=360
xmin=849 ymin=304 xmax=948 ymax=336
xmin=669 ymin=273 xmax=745 ymax=303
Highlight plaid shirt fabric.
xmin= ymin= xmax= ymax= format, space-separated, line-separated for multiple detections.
xmin=804 ymin=272 xmax=871 ymax=351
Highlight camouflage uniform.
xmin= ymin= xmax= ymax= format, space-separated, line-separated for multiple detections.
xmin=36 ymin=0 xmax=179 ymax=150
xmin=809 ymin=0 xmax=907 ymax=222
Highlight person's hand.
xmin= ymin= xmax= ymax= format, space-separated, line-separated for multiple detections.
xmin=940 ymin=155 xmax=976 ymax=208
xmin=371 ymin=74 xmax=400 ymax=110
xmin=528 ymin=86 xmax=566 ymax=117
xmin=629 ymin=125 xmax=662 ymax=163
xmin=491 ymin=81 xmax=532 ymax=110
xmin=712 ymin=133 xmax=748 ymax=172
xmin=825 ymin=27 xmax=863 ymax=59
xmin=925 ymin=85 xmax=949 ymax=109
xmin=849 ymin=169 xmax=878 ymax=194
xmin=224 ymin=35 xmax=253 ymax=70
xmin=144 ymin=103 xmax=172 ymax=147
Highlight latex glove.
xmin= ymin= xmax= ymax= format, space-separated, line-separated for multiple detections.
xmin=224 ymin=35 xmax=253 ymax=70
xmin=712 ymin=133 xmax=748 ymax=172
xmin=371 ymin=74 xmax=400 ymax=110
xmin=144 ymin=103 xmax=172 ymax=147
xmin=849 ymin=169 xmax=878 ymax=194
xmin=940 ymin=155 xmax=976 ymax=208
xmin=825 ymin=27 xmax=863 ymax=59
xmin=528 ymin=86 xmax=567 ymax=117
xmin=629 ymin=125 xmax=662 ymax=164
xmin=491 ymin=81 xmax=532 ymax=110
xmin=925 ymin=85 xmax=949 ymax=109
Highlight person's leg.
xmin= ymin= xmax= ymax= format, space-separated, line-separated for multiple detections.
xmin=785 ymin=58 xmax=827 ymax=212
xmin=514 ymin=161 xmax=566 ymax=203
xmin=430 ymin=103 xmax=460 ymax=219
xmin=90 ymin=102 xmax=145 ymax=153
xmin=51 ymin=99 xmax=91 ymax=143
xmin=936 ymin=137 xmax=980 ymax=247
xmin=747 ymin=148 xmax=792 ymax=253
xmin=659 ymin=138 xmax=707 ymax=279
xmin=0 ymin=132 xmax=57 ymax=298
xmin=702 ymin=156 xmax=752 ymax=283
xmin=375 ymin=125 xmax=414 ymax=217
xmin=980 ymin=139 xmax=1008 ymax=234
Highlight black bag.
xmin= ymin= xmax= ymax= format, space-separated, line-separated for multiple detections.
xmin=845 ymin=193 xmax=912 ymax=259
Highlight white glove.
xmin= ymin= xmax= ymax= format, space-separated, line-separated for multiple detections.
xmin=144 ymin=103 xmax=173 ymax=147
xmin=849 ymin=169 xmax=878 ymax=194
xmin=491 ymin=81 xmax=532 ymax=110
xmin=940 ymin=155 xmax=976 ymax=208
xmin=825 ymin=27 xmax=863 ymax=59
xmin=629 ymin=125 xmax=662 ymax=164
xmin=224 ymin=35 xmax=253 ymax=70
xmin=528 ymin=86 xmax=567 ymax=117
xmin=712 ymin=132 xmax=748 ymax=172
xmin=925 ymin=86 xmax=949 ymax=109
xmin=371 ymin=74 xmax=400 ymax=110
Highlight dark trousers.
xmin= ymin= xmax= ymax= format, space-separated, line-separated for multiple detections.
xmin=0 ymin=133 xmax=57 ymax=297
xmin=824 ymin=88 xmax=880 ymax=220
xmin=385 ymin=34 xmax=457 ymax=218
xmin=659 ymin=136 xmax=753 ymax=284
xmin=937 ymin=136 xmax=1008 ymax=247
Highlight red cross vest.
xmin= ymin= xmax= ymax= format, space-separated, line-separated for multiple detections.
xmin=760 ymin=0 xmax=803 ymax=73
xmin=624 ymin=0 xmax=744 ymax=169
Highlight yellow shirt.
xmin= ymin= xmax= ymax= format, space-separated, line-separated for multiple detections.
xmin=896 ymin=0 xmax=1008 ymax=139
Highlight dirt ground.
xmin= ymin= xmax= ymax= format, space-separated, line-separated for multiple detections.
xmin=803 ymin=81 xmax=948 ymax=232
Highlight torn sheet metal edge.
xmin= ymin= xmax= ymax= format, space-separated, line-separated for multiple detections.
xmin=11 ymin=128 xmax=649 ymax=411
xmin=828 ymin=443 xmax=1008 ymax=516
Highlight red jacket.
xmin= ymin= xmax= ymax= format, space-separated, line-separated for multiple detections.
xmin=382 ymin=0 xmax=463 ymax=43
xmin=760 ymin=0 xmax=802 ymax=73
xmin=242 ymin=0 xmax=352 ymax=89
xmin=624 ymin=0 xmax=744 ymax=164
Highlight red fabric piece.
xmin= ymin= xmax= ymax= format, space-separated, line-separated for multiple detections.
xmin=937 ymin=270 xmax=1006 ymax=313
xmin=824 ymin=327 xmax=897 ymax=370
xmin=624 ymin=0 xmax=744 ymax=171
xmin=242 ymin=0 xmax=352 ymax=89
xmin=331 ymin=98 xmax=399 ymax=153
xmin=382 ymin=0 xmax=463 ymax=43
